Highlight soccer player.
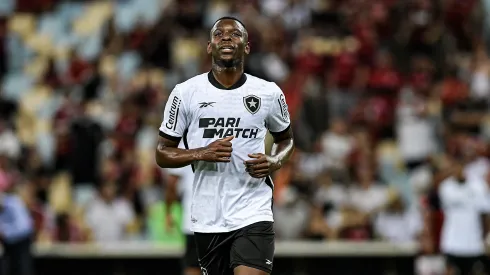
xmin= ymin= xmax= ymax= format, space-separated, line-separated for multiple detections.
xmin=164 ymin=145 xmax=200 ymax=275
xmin=156 ymin=16 xmax=294 ymax=275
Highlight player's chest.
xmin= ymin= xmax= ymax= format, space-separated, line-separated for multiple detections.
xmin=190 ymin=91 xmax=268 ymax=126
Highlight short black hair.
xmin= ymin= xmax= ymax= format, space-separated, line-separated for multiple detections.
xmin=211 ymin=16 xmax=246 ymax=30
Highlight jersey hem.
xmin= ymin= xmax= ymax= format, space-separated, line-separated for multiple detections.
xmin=269 ymin=124 xmax=291 ymax=137
xmin=159 ymin=130 xmax=181 ymax=141
xmin=191 ymin=215 xmax=274 ymax=233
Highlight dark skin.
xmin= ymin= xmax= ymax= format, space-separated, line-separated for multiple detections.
xmin=155 ymin=19 xmax=294 ymax=275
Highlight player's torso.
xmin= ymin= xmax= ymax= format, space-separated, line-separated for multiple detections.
xmin=185 ymin=78 xmax=274 ymax=173
xmin=182 ymin=74 xmax=275 ymax=232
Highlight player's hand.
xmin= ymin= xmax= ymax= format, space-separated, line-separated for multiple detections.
xmin=197 ymin=136 xmax=234 ymax=162
xmin=244 ymin=153 xmax=281 ymax=178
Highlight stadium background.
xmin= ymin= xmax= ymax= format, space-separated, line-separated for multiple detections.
xmin=0 ymin=0 xmax=489 ymax=274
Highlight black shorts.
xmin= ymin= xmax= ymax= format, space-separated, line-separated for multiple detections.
xmin=183 ymin=234 xmax=200 ymax=269
xmin=195 ymin=221 xmax=275 ymax=275
xmin=445 ymin=254 xmax=488 ymax=275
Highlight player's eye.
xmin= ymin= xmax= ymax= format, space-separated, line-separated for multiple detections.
xmin=232 ymin=32 xmax=242 ymax=37
xmin=214 ymin=31 xmax=222 ymax=37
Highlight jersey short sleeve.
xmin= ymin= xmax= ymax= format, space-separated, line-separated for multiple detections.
xmin=159 ymin=86 xmax=188 ymax=140
xmin=265 ymin=83 xmax=291 ymax=134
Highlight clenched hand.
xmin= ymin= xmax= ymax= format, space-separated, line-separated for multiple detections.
xmin=197 ymin=136 xmax=234 ymax=162
xmin=244 ymin=153 xmax=281 ymax=178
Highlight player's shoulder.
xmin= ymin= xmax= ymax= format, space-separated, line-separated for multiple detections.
xmin=174 ymin=73 xmax=209 ymax=95
xmin=244 ymin=74 xmax=283 ymax=96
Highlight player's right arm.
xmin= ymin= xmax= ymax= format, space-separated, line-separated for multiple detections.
xmin=155 ymin=86 xmax=234 ymax=168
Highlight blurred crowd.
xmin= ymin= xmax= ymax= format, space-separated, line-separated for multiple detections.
xmin=0 ymin=0 xmax=489 ymax=270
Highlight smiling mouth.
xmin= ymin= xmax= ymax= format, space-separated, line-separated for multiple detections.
xmin=219 ymin=45 xmax=235 ymax=53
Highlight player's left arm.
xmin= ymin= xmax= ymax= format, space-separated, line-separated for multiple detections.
xmin=245 ymin=84 xmax=294 ymax=178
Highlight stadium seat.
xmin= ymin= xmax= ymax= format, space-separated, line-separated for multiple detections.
xmin=24 ymin=34 xmax=54 ymax=57
xmin=135 ymin=0 xmax=162 ymax=27
xmin=99 ymin=54 xmax=117 ymax=79
xmin=56 ymin=1 xmax=85 ymax=25
xmin=7 ymin=13 xmax=36 ymax=39
xmin=118 ymin=51 xmax=142 ymax=81
xmin=0 ymin=0 xmax=14 ymax=16
xmin=17 ymin=85 xmax=54 ymax=146
xmin=1 ymin=72 xmax=34 ymax=101
xmin=76 ymin=30 xmax=103 ymax=60
xmin=24 ymin=56 xmax=48 ymax=80
xmin=6 ymin=33 xmax=31 ymax=72
xmin=37 ymin=12 xmax=66 ymax=44
xmin=72 ymin=1 xmax=112 ymax=39
xmin=114 ymin=0 xmax=138 ymax=33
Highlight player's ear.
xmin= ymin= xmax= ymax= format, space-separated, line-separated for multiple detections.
xmin=245 ymin=42 xmax=250 ymax=55
xmin=207 ymin=41 xmax=212 ymax=54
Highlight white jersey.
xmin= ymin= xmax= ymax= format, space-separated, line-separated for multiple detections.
xmin=439 ymin=176 xmax=490 ymax=255
xmin=159 ymin=72 xmax=291 ymax=233
xmin=165 ymin=154 xmax=194 ymax=235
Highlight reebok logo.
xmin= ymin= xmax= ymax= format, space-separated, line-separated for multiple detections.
xmin=199 ymin=102 xmax=215 ymax=108
xmin=165 ymin=96 xmax=181 ymax=130
xmin=199 ymin=117 xmax=259 ymax=139
xmin=265 ymin=259 xmax=272 ymax=265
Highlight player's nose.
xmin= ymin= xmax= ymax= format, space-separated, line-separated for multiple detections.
xmin=221 ymin=34 xmax=232 ymax=41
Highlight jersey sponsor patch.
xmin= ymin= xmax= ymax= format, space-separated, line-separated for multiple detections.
xmin=243 ymin=95 xmax=261 ymax=114
xmin=165 ymin=96 xmax=181 ymax=131
xmin=278 ymin=94 xmax=289 ymax=121
xmin=199 ymin=117 xmax=259 ymax=139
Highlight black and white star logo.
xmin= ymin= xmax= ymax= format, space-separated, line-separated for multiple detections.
xmin=243 ymin=95 xmax=261 ymax=114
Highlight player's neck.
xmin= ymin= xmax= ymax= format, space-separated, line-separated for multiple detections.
xmin=211 ymin=62 xmax=244 ymax=88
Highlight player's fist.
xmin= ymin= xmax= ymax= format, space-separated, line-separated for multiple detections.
xmin=244 ymin=153 xmax=281 ymax=178
xmin=197 ymin=136 xmax=234 ymax=162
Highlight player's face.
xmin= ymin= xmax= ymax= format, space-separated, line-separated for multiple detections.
xmin=207 ymin=19 xmax=250 ymax=66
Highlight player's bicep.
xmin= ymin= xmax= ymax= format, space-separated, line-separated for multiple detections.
xmin=159 ymin=87 xmax=188 ymax=138
xmin=157 ymin=136 xmax=180 ymax=152
xmin=271 ymin=126 xmax=293 ymax=143
xmin=265 ymin=84 xmax=291 ymax=136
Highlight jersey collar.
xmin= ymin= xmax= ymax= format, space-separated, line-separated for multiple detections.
xmin=208 ymin=71 xmax=247 ymax=90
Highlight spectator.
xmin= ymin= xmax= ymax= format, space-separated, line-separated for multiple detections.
xmin=85 ymin=182 xmax=135 ymax=243
xmin=396 ymin=85 xmax=436 ymax=172
xmin=312 ymin=172 xmax=347 ymax=239
xmin=342 ymin=165 xmax=395 ymax=240
xmin=274 ymin=186 xmax=313 ymax=240
xmin=51 ymin=213 xmax=86 ymax=243
xmin=68 ymin=101 xmax=104 ymax=207
xmin=439 ymin=160 xmax=490 ymax=275
xmin=0 ymin=2 xmax=488 ymax=273
xmin=0 ymin=185 xmax=35 ymax=275
xmin=320 ymin=118 xmax=354 ymax=179
xmin=373 ymin=196 xmax=423 ymax=244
